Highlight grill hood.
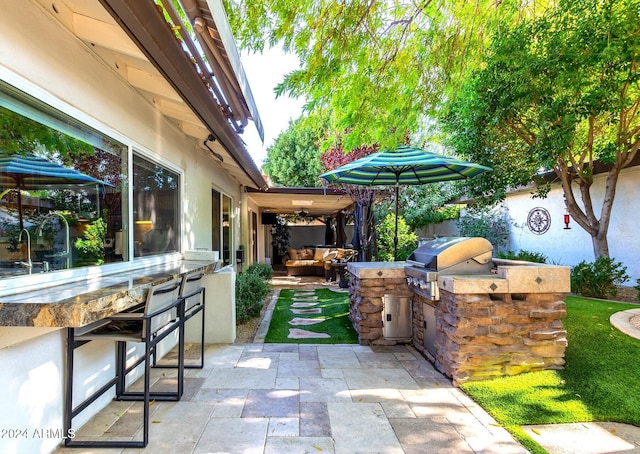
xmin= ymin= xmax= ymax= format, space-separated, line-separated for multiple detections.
xmin=407 ymin=237 xmax=493 ymax=274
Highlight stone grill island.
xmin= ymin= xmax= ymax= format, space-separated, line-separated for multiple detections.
xmin=347 ymin=251 xmax=570 ymax=386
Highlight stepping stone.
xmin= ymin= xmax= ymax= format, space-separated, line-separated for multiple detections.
xmin=293 ymin=296 xmax=318 ymax=301
xmin=294 ymin=292 xmax=316 ymax=297
xmin=291 ymin=302 xmax=319 ymax=308
xmin=291 ymin=308 xmax=323 ymax=315
xmin=289 ymin=317 xmax=326 ymax=326
xmin=288 ymin=329 xmax=331 ymax=339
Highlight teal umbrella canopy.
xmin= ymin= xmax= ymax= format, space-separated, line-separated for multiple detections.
xmin=319 ymin=145 xmax=492 ymax=260
xmin=0 ymin=153 xmax=109 ymax=189
xmin=319 ymin=145 xmax=491 ymax=186
xmin=0 ymin=153 xmax=112 ymax=229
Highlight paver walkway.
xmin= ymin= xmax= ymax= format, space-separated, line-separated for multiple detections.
xmin=55 ymin=342 xmax=526 ymax=453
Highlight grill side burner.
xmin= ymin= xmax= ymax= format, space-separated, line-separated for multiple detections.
xmin=405 ymin=237 xmax=494 ymax=301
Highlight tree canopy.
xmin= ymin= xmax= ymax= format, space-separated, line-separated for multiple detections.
xmin=442 ymin=0 xmax=640 ymax=258
xmin=262 ymin=115 xmax=325 ymax=187
xmin=224 ymin=0 xmax=549 ymax=150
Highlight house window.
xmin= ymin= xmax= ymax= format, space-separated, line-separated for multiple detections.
xmin=0 ymin=83 xmax=128 ymax=276
xmin=133 ymin=154 xmax=180 ymax=257
xmin=212 ymin=189 xmax=232 ymax=266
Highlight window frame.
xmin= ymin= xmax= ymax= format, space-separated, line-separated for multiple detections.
xmin=0 ymin=73 xmax=185 ymax=297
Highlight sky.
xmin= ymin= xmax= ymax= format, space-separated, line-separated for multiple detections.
xmin=238 ymin=46 xmax=305 ymax=167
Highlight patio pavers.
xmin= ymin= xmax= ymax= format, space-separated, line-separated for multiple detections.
xmin=55 ymin=343 xmax=528 ymax=453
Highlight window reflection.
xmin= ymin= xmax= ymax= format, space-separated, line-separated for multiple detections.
xmin=0 ymin=102 xmax=126 ymax=277
xmin=132 ymin=154 xmax=180 ymax=257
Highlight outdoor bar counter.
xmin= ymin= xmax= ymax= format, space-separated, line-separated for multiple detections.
xmin=0 ymin=258 xmax=236 ymax=452
xmin=0 ymin=260 xmax=220 ymax=328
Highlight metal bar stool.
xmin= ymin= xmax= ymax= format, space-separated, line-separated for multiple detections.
xmin=154 ymin=270 xmax=206 ymax=369
xmin=64 ymin=277 xmax=183 ymax=448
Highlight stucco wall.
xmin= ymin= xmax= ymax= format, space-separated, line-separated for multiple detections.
xmin=503 ymin=165 xmax=640 ymax=281
xmin=0 ymin=2 xmax=240 ymax=452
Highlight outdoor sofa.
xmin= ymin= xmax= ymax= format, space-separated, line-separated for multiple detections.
xmin=284 ymin=246 xmax=356 ymax=277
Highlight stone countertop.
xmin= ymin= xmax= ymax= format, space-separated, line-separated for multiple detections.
xmin=350 ymin=260 xmax=571 ymax=294
xmin=0 ymin=260 xmax=219 ymax=328
xmin=348 ymin=261 xmax=407 ymax=279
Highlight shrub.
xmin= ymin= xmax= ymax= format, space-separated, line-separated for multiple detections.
xmin=457 ymin=205 xmax=511 ymax=250
xmin=570 ymin=257 xmax=629 ymax=299
xmin=244 ymin=262 xmax=274 ymax=281
xmin=497 ymin=249 xmax=547 ymax=263
xmin=376 ymin=213 xmax=418 ymax=261
xmin=635 ymin=279 xmax=640 ymax=301
xmin=235 ymin=270 xmax=270 ymax=323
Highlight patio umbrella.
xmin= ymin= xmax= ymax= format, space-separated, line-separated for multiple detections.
xmin=0 ymin=153 xmax=112 ymax=229
xmin=319 ymin=145 xmax=492 ymax=260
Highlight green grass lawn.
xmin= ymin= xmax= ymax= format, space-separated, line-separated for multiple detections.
xmin=461 ymin=296 xmax=640 ymax=453
xmin=265 ymin=288 xmax=359 ymax=344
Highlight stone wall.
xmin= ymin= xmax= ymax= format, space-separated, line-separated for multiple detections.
xmin=412 ymin=290 xmax=567 ymax=386
xmin=348 ymin=263 xmax=412 ymax=345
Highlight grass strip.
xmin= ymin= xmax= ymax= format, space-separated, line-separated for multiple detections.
xmin=265 ymin=288 xmax=358 ymax=344
xmin=461 ymin=296 xmax=640 ymax=452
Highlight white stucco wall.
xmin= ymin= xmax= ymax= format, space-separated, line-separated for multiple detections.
xmin=503 ymin=165 xmax=640 ymax=281
xmin=0 ymin=2 xmax=242 ymax=452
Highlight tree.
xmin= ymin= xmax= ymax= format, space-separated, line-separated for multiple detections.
xmin=224 ymin=0 xmax=547 ymax=151
xmin=321 ymin=144 xmax=378 ymax=260
xmin=262 ymin=115 xmax=326 ymax=187
xmin=442 ymin=0 xmax=640 ymax=259
xmin=377 ymin=213 xmax=418 ymax=262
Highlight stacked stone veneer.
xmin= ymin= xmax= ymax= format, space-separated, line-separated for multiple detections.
xmin=349 ymin=261 xmax=571 ymax=386
xmin=347 ymin=263 xmax=412 ymax=345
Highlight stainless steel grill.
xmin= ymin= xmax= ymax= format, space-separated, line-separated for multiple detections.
xmin=405 ymin=237 xmax=493 ymax=301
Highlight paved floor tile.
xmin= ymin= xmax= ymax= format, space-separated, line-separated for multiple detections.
xmin=277 ymin=359 xmax=322 ymax=378
xmin=317 ymin=345 xmax=361 ymax=369
xmin=242 ymin=389 xmax=300 ymax=418
xmin=328 ymin=402 xmax=404 ymax=454
xmin=195 ymin=417 xmax=268 ymax=454
xmin=267 ymin=417 xmax=299 ymax=437
xmin=343 ymin=367 xmax=420 ymax=390
xmin=237 ymin=351 xmax=280 ymax=369
xmin=400 ymin=388 xmax=467 ymax=419
xmin=264 ymin=436 xmax=335 ymax=454
xmin=278 ymin=352 xmax=300 ymax=361
xmin=389 ymin=417 xmax=473 ymax=454
xmin=320 ymin=368 xmax=344 ymax=379
xmin=299 ymin=377 xmax=351 ymax=402
xmin=275 ymin=377 xmax=299 ymax=390
xmin=193 ymin=388 xmax=248 ymax=417
xmin=522 ymin=422 xmax=640 ymax=454
xmin=355 ymin=351 xmax=403 ymax=368
xmin=202 ymin=367 xmax=277 ymax=389
xmin=203 ymin=344 xmax=246 ymax=368
xmin=300 ymin=402 xmax=331 ymax=437
xmin=298 ymin=345 xmax=319 ymax=360
xmin=262 ymin=343 xmax=300 ymax=353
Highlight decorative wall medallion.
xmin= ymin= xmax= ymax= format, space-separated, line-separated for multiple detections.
xmin=527 ymin=207 xmax=551 ymax=234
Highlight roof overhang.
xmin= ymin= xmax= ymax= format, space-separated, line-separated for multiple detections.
xmin=246 ymin=187 xmax=354 ymax=217
xmin=35 ymin=0 xmax=267 ymax=189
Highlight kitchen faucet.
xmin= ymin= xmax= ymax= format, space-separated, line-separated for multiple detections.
xmin=17 ymin=228 xmax=33 ymax=274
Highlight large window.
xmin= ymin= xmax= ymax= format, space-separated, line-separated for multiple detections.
xmin=133 ymin=154 xmax=180 ymax=257
xmin=0 ymin=86 xmax=127 ymax=277
xmin=0 ymin=82 xmax=180 ymax=280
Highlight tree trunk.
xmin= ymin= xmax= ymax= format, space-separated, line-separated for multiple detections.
xmin=557 ymin=160 xmax=622 ymax=261
xmin=592 ymin=232 xmax=610 ymax=260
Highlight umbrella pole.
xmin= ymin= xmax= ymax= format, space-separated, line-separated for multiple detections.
xmin=394 ymin=182 xmax=399 ymax=261
xmin=17 ymin=189 xmax=24 ymax=231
